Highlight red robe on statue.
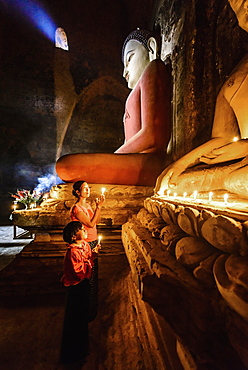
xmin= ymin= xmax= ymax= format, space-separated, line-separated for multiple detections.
xmin=56 ymin=59 xmax=171 ymax=186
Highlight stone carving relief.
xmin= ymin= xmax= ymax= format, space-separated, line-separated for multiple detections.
xmin=140 ymin=196 xmax=248 ymax=322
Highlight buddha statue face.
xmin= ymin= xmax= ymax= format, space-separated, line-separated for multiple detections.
xmin=122 ymin=40 xmax=150 ymax=89
xmin=228 ymin=0 xmax=248 ymax=32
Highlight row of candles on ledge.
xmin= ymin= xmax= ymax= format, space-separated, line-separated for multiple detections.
xmin=12 ymin=200 xmax=37 ymax=211
xmin=157 ymin=136 xmax=243 ymax=207
xmin=158 ymin=189 xmax=230 ymax=206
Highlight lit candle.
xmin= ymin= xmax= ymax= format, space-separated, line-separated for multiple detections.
xmin=98 ymin=235 xmax=102 ymax=244
xmin=13 ymin=201 xmax=17 ymax=211
xmin=173 ymin=192 xmax=177 ymax=198
xmin=101 ymin=187 xmax=106 ymax=195
xmin=193 ymin=190 xmax=198 ymax=200
xmin=183 ymin=192 xmax=187 ymax=198
xmin=224 ymin=193 xmax=228 ymax=205
xmin=208 ymin=191 xmax=213 ymax=203
xmin=166 ymin=189 xmax=171 ymax=197
xmin=233 ymin=136 xmax=239 ymax=142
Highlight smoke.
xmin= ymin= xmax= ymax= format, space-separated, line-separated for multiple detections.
xmin=12 ymin=162 xmax=62 ymax=194
xmin=33 ymin=163 xmax=63 ymax=193
xmin=34 ymin=173 xmax=56 ymax=193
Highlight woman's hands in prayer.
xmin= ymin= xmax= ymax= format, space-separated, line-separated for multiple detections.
xmin=95 ymin=194 xmax=105 ymax=208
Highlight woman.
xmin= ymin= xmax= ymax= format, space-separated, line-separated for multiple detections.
xmin=70 ymin=180 xmax=105 ymax=321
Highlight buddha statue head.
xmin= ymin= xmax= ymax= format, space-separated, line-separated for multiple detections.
xmin=122 ymin=28 xmax=159 ymax=89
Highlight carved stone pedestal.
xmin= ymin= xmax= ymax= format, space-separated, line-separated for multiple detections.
xmin=121 ymin=194 xmax=248 ymax=369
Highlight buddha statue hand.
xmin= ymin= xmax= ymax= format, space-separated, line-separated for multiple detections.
xmin=155 ymin=161 xmax=187 ymax=194
xmin=200 ymin=139 xmax=248 ymax=165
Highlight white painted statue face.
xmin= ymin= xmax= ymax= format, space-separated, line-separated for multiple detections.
xmin=123 ymin=40 xmax=150 ymax=89
xmin=229 ymin=0 xmax=248 ymax=32
xmin=55 ymin=27 xmax=69 ymax=51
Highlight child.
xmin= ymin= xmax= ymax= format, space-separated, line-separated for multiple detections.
xmin=60 ymin=221 xmax=101 ymax=365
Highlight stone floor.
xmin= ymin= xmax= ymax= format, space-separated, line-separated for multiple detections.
xmin=0 ymin=225 xmax=182 ymax=370
xmin=0 ymin=225 xmax=31 ymax=271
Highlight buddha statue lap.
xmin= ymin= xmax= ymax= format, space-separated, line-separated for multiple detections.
xmin=56 ymin=29 xmax=171 ymax=186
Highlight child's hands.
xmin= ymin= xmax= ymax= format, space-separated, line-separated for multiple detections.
xmin=92 ymin=243 xmax=101 ymax=258
xmin=92 ymin=243 xmax=101 ymax=253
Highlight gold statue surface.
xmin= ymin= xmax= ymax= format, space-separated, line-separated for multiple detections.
xmin=156 ymin=0 xmax=248 ymax=198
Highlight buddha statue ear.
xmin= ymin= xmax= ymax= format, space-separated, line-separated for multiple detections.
xmin=147 ymin=37 xmax=158 ymax=61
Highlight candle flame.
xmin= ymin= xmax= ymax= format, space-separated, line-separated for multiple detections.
xmin=101 ymin=187 xmax=106 ymax=195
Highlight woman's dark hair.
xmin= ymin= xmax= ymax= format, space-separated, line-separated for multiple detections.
xmin=72 ymin=180 xmax=86 ymax=199
xmin=63 ymin=221 xmax=82 ymax=243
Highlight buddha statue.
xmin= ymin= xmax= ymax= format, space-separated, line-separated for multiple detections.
xmin=56 ymin=29 xmax=171 ymax=186
xmin=155 ymin=0 xmax=248 ymax=198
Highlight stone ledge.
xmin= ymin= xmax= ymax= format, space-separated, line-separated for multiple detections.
xmin=122 ymin=219 xmax=201 ymax=291
xmin=122 ymin=198 xmax=248 ymax=368
xmin=12 ymin=183 xmax=153 ymax=229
